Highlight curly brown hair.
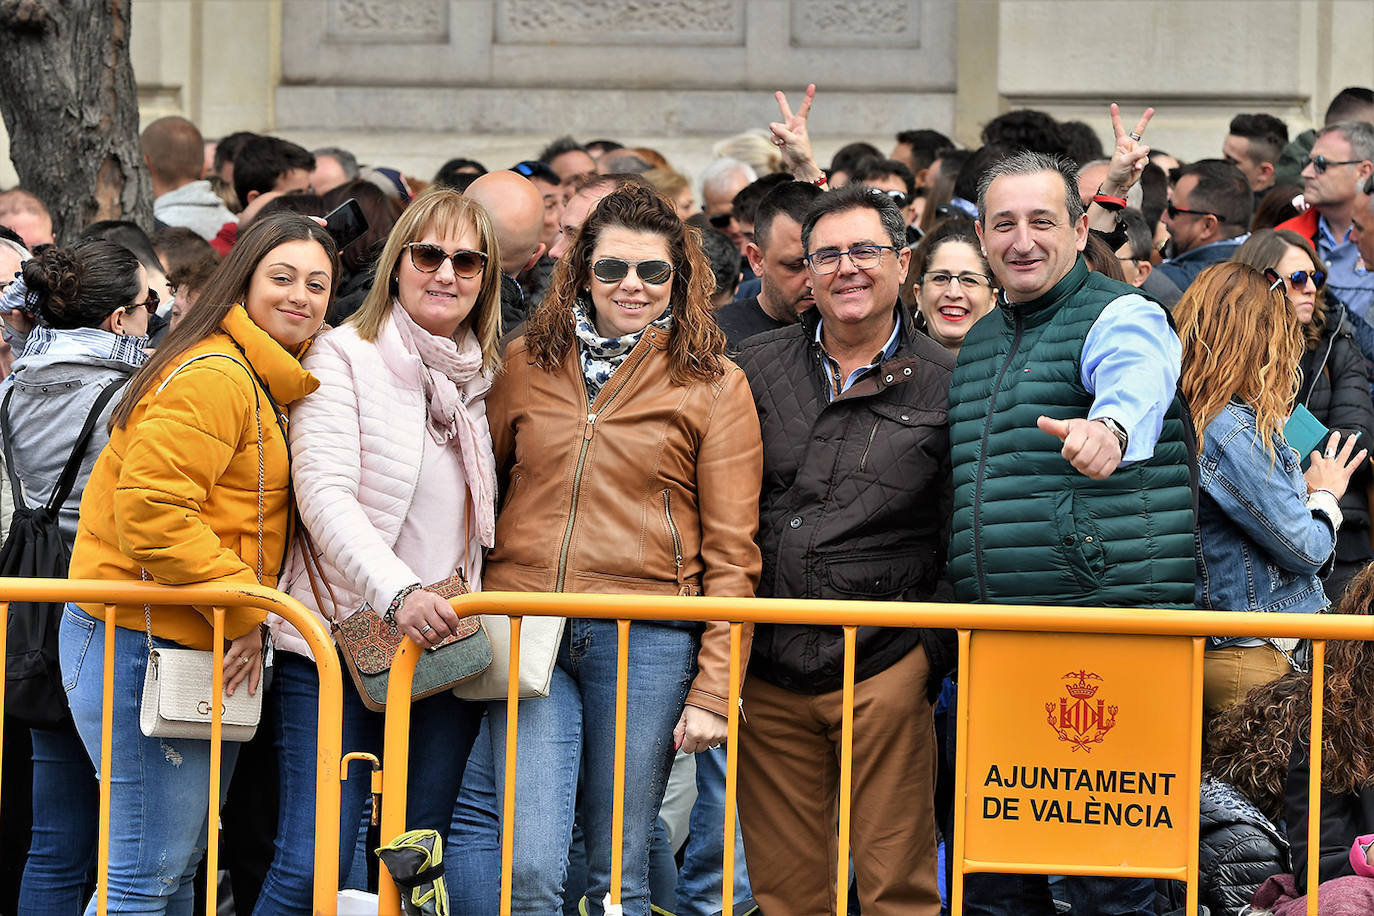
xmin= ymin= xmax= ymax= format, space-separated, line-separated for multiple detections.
xmin=521 ymin=183 xmax=726 ymax=386
xmin=1204 ymin=562 xmax=1374 ymax=818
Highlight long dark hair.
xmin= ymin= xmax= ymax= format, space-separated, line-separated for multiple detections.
xmin=111 ymin=213 xmax=339 ymax=429
xmin=522 ymin=183 xmax=725 ymax=385
xmin=21 ymin=240 xmax=142 ymax=330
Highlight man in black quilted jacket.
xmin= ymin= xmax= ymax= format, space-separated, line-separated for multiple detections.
xmin=732 ymin=184 xmax=954 ymax=916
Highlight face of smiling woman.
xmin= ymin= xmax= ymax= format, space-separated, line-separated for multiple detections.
xmin=394 ymin=222 xmax=486 ymax=338
xmin=587 ymin=226 xmax=674 ymax=338
xmin=243 ymin=239 xmax=333 ymax=348
xmin=915 ymin=239 xmax=996 ymax=351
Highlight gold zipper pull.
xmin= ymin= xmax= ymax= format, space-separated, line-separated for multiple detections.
xmin=584 ymin=412 xmax=597 ymax=440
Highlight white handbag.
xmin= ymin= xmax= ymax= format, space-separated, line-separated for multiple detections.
xmin=140 ymin=646 xmax=262 ymax=741
xmin=451 ymin=615 xmax=564 ymax=700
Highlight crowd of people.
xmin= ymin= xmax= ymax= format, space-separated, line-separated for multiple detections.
xmin=3 ymin=80 xmax=1374 ymax=916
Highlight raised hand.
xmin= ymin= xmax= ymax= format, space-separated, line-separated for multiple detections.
xmin=1305 ymin=431 xmax=1369 ymax=500
xmin=1101 ymin=103 xmax=1155 ymax=197
xmin=769 ymin=84 xmax=823 ymax=182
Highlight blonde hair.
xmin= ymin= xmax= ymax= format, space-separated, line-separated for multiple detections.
xmin=348 ymin=187 xmax=503 ymax=372
xmin=711 ymin=130 xmax=784 ymax=176
xmin=1175 ymin=262 xmax=1302 ymax=458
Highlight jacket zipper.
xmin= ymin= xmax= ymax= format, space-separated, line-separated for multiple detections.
xmin=663 ymin=489 xmax=686 ymax=591
xmin=972 ymin=310 xmax=1025 ymax=601
xmin=858 ymin=418 xmax=880 ymax=471
xmin=553 ymin=344 xmax=652 ymax=592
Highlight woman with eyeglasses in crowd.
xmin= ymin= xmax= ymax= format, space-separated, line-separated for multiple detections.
xmin=257 ymin=187 xmax=502 ymax=912
xmin=483 ymin=183 xmax=761 ymax=916
xmin=909 ymin=218 xmax=998 ymax=353
xmin=1174 ymin=262 xmax=1367 ymax=721
xmin=61 ymin=213 xmax=337 ymax=914
xmin=1 ymin=239 xmax=153 ymax=914
xmin=1232 ymin=228 xmax=1374 ymax=604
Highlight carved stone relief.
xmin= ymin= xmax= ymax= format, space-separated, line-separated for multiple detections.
xmin=497 ymin=0 xmax=743 ymax=44
xmin=327 ymin=0 xmax=447 ymax=42
xmin=791 ymin=0 xmax=922 ymax=48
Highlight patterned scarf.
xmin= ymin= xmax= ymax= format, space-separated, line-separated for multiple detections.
xmin=572 ymin=297 xmax=672 ymax=401
xmin=389 ymin=301 xmax=497 ymax=549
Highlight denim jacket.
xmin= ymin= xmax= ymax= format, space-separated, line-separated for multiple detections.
xmin=1196 ymin=401 xmax=1335 ymax=647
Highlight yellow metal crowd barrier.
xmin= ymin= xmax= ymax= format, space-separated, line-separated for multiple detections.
xmin=377 ymin=593 xmax=1374 ymax=916
xmin=6 ymin=579 xmax=1361 ymax=915
xmin=0 ymin=578 xmax=344 ymax=916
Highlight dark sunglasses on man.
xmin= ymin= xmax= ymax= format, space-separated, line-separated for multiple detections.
xmin=707 ymin=212 xmax=733 ymax=230
xmin=1302 ymin=155 xmax=1366 ymax=175
xmin=1165 ymin=203 xmax=1221 ymax=221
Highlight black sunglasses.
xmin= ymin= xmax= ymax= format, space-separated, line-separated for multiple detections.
xmin=133 ymin=288 xmax=159 ymax=314
xmin=511 ymin=160 xmax=561 ymax=184
xmin=873 ymin=188 xmax=910 ymax=208
xmin=1280 ymin=269 xmax=1326 ymax=291
xmin=707 ymin=212 xmax=733 ymax=230
xmin=406 ymin=243 xmax=488 ymax=279
xmin=1165 ymin=203 xmax=1220 ymax=221
xmin=591 ymin=257 xmax=674 ymax=285
xmin=1302 ymin=155 xmax=1366 ymax=175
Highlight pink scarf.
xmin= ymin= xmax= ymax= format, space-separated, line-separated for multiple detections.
xmin=390 ymin=302 xmax=496 ymax=549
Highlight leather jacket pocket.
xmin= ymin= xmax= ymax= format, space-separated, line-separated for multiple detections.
xmin=1051 ymin=489 xmax=1106 ymax=589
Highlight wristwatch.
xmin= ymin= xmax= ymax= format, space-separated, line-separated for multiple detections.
xmin=1096 ymin=417 xmax=1129 ymax=456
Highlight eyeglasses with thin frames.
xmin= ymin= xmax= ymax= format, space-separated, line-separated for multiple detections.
xmin=922 ymin=271 xmax=993 ymax=291
xmin=806 ymin=244 xmax=899 ymax=275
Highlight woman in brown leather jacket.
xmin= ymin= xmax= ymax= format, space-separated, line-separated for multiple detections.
xmin=483 ymin=183 xmax=763 ymax=916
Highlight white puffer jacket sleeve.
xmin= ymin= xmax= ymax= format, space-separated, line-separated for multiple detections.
xmin=269 ymin=324 xmax=428 ymax=660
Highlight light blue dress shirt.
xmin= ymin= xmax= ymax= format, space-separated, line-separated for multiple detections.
xmin=1080 ymin=295 xmax=1183 ymax=463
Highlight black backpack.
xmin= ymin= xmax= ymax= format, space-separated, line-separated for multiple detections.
xmin=0 ymin=378 xmax=126 ymax=728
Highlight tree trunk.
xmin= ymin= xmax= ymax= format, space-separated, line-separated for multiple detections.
xmin=0 ymin=0 xmax=152 ymax=244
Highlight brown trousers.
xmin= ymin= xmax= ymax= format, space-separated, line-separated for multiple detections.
xmin=1203 ymin=643 xmax=1294 ymax=718
xmin=737 ymin=643 xmax=940 ymax=916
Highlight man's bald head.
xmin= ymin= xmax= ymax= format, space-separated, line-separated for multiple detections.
xmin=464 ymin=170 xmax=546 ymax=275
xmin=141 ymin=116 xmax=207 ymax=193
xmin=0 ymin=189 xmax=54 ymax=248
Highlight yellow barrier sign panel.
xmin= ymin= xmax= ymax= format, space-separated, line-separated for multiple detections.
xmin=962 ymin=631 xmax=1197 ymax=873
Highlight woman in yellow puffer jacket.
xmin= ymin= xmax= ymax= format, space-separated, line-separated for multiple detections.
xmin=62 ymin=213 xmax=338 ymax=915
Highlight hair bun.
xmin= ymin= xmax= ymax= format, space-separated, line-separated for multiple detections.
xmin=22 ymin=246 xmax=83 ymax=324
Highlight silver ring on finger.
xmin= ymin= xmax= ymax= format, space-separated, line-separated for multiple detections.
xmin=1325 ymin=448 xmax=1337 ymax=459
xmin=419 ymin=623 xmax=433 ymax=634
xmin=239 ymin=656 xmax=248 ymax=665
xmin=1128 ymin=131 xmax=1142 ymax=142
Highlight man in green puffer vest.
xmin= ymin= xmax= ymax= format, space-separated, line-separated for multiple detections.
xmin=950 ymin=151 xmax=1196 ymax=916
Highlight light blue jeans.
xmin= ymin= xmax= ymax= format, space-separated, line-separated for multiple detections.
xmin=487 ymin=618 xmax=696 ymax=916
xmin=60 ymin=604 xmax=240 ymax=916
xmin=675 ymin=745 xmax=753 ymax=916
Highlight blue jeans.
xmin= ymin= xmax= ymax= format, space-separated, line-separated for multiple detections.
xmin=59 ymin=604 xmax=240 ymax=916
xmin=18 ymin=720 xmax=98 ymax=916
xmin=487 ymin=619 xmax=696 ymax=916
xmin=254 ymin=651 xmax=482 ymax=915
xmin=447 ymin=715 xmax=502 ymax=916
xmin=962 ymin=873 xmax=1155 ymax=916
xmin=675 ymin=745 xmax=752 ymax=916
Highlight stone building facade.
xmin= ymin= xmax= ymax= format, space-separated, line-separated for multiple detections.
xmin=2 ymin=0 xmax=1373 ymax=189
